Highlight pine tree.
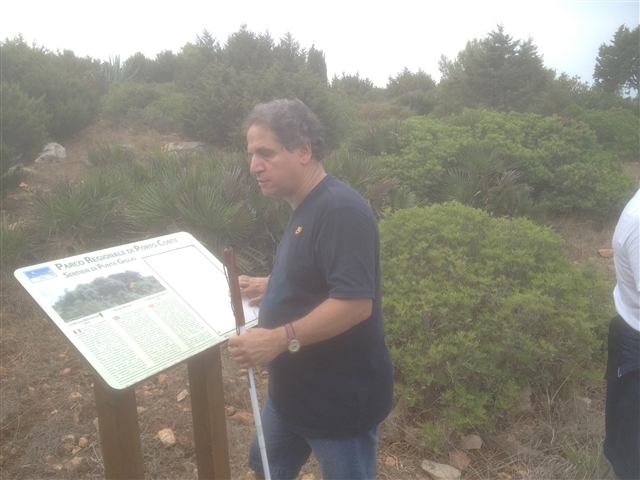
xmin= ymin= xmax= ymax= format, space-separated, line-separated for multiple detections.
xmin=593 ymin=25 xmax=639 ymax=95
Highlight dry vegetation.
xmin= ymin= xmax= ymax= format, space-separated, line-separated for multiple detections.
xmin=1 ymin=123 xmax=638 ymax=479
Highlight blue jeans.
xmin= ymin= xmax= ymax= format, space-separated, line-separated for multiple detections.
xmin=248 ymin=395 xmax=379 ymax=480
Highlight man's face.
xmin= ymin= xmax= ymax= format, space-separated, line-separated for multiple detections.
xmin=247 ymin=124 xmax=310 ymax=204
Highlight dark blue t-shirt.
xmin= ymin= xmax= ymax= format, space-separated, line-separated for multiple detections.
xmin=259 ymin=175 xmax=394 ymax=438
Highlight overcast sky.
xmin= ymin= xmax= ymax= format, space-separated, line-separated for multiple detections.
xmin=1 ymin=0 xmax=638 ymax=87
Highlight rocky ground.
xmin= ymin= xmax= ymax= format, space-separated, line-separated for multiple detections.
xmin=1 ymin=122 xmax=638 ymax=479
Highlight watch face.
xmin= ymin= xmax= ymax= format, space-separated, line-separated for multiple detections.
xmin=288 ymin=339 xmax=301 ymax=353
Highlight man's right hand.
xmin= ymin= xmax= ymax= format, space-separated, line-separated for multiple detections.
xmin=238 ymin=275 xmax=269 ymax=306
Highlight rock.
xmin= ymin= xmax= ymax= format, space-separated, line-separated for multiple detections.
xmin=78 ymin=437 xmax=88 ymax=448
xmin=68 ymin=392 xmax=83 ymax=401
xmin=137 ymin=406 xmax=146 ymax=414
xmin=59 ymin=367 xmax=71 ymax=375
xmin=230 ymin=411 xmax=254 ymax=425
xmin=301 ymin=474 xmax=315 ymax=480
xmin=176 ymin=389 xmax=189 ymax=402
xmin=385 ymin=456 xmax=397 ymax=466
xmin=46 ymin=455 xmax=63 ymax=471
xmin=164 ymin=142 xmax=206 ymax=153
xmin=65 ymin=456 xmax=83 ymax=470
xmin=597 ymin=249 xmax=614 ymax=258
xmin=576 ymin=396 xmax=592 ymax=407
xmin=225 ymin=405 xmax=236 ymax=416
xmin=36 ymin=143 xmax=66 ymax=163
xmin=28 ymin=387 xmax=35 ymax=395
xmin=449 ymin=450 xmax=470 ymax=470
xmin=93 ymin=417 xmax=99 ymax=432
xmin=157 ymin=373 xmax=168 ymax=384
xmin=158 ymin=428 xmax=177 ymax=447
xmin=459 ymin=434 xmax=482 ymax=450
xmin=61 ymin=434 xmax=75 ymax=444
xmin=421 ymin=460 xmax=461 ymax=479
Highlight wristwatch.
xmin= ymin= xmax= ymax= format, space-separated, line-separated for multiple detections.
xmin=284 ymin=323 xmax=301 ymax=353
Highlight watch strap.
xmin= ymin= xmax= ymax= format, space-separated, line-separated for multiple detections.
xmin=284 ymin=323 xmax=296 ymax=340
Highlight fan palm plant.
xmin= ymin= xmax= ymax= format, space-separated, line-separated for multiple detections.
xmin=350 ymin=119 xmax=405 ymax=157
xmin=0 ymin=213 xmax=33 ymax=273
xmin=125 ymin=149 xmax=271 ymax=271
xmin=30 ymin=169 xmax=133 ymax=249
xmin=324 ymin=149 xmax=418 ymax=219
xmin=440 ymin=141 xmax=546 ymax=220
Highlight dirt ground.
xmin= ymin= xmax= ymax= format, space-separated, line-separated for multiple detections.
xmin=1 ymin=123 xmax=638 ymax=479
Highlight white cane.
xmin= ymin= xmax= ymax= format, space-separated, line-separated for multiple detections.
xmin=224 ymin=247 xmax=272 ymax=480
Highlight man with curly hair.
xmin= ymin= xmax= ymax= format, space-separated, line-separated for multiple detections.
xmin=228 ymin=99 xmax=394 ymax=480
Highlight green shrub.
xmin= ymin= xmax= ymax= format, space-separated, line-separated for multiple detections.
xmin=381 ymin=117 xmax=473 ymax=201
xmin=467 ymin=111 xmax=636 ymax=215
xmin=46 ymin=88 xmax=100 ymax=140
xmin=352 ymin=101 xmax=413 ymax=122
xmin=545 ymin=153 xmax=636 ymax=217
xmin=101 ymin=82 xmax=163 ymax=119
xmin=570 ymin=107 xmax=639 ymax=161
xmin=0 ymin=82 xmax=50 ymax=165
xmin=388 ymin=111 xmax=635 ymax=216
xmin=1 ymin=37 xmax=102 ymax=141
xmin=380 ymin=202 xmax=612 ymax=446
xmin=125 ymin=92 xmax=189 ymax=132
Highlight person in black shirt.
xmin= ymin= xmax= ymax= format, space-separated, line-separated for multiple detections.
xmin=228 ymin=99 xmax=393 ymax=480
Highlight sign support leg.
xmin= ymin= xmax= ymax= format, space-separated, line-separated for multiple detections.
xmin=188 ymin=345 xmax=231 ymax=480
xmin=93 ymin=376 xmax=145 ymax=479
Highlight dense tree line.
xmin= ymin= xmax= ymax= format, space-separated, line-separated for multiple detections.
xmin=1 ymin=24 xmax=638 ymax=214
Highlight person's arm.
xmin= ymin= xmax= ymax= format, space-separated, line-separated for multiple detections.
xmin=238 ymin=275 xmax=269 ymax=306
xmin=227 ymin=296 xmax=372 ymax=369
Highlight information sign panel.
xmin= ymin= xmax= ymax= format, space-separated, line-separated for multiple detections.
xmin=14 ymin=232 xmax=258 ymax=390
